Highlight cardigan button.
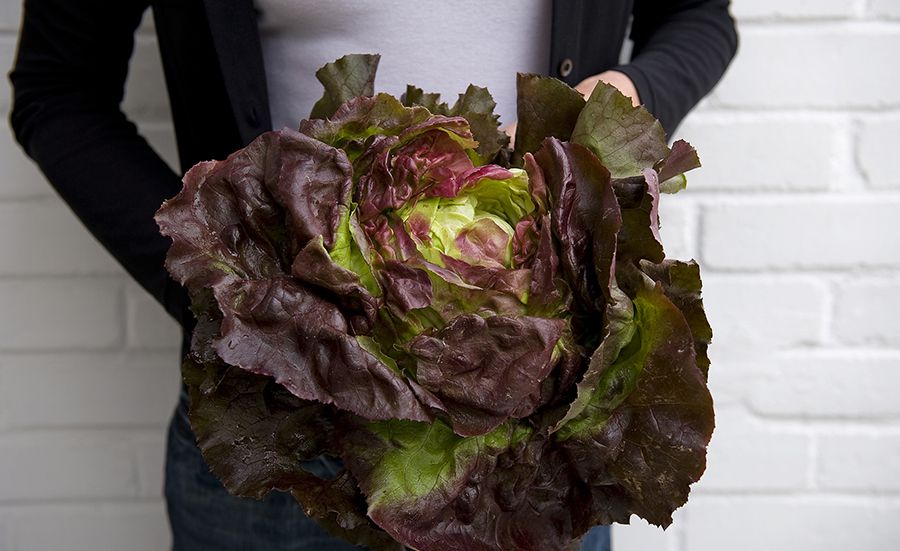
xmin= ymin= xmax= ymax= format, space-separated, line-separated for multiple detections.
xmin=558 ymin=58 xmax=574 ymax=78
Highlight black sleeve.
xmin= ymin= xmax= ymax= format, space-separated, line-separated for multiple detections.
xmin=8 ymin=0 xmax=191 ymax=327
xmin=615 ymin=0 xmax=738 ymax=135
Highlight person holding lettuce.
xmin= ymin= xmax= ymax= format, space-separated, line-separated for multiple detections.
xmin=7 ymin=1 xmax=737 ymax=549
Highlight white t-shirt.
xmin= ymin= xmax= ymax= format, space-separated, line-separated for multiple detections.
xmin=255 ymin=0 xmax=551 ymax=130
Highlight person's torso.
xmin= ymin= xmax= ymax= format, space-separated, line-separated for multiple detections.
xmin=255 ymin=0 xmax=552 ymax=129
xmin=150 ymin=0 xmax=633 ymax=173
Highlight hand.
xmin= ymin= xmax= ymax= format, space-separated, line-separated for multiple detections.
xmin=575 ymin=70 xmax=640 ymax=106
xmin=502 ymin=70 xmax=640 ymax=147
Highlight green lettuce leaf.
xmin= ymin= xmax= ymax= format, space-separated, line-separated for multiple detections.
xmin=571 ymin=80 xmax=669 ymax=179
xmin=310 ymin=53 xmax=381 ymax=120
xmin=403 ymin=83 xmax=509 ymax=163
xmin=556 ymin=268 xmax=714 ymax=527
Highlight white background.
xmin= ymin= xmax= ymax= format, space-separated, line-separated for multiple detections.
xmin=1 ymin=1 xmax=899 ymax=549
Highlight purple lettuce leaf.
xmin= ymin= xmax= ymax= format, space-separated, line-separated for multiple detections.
xmin=355 ymin=117 xmax=477 ymax=222
xmin=290 ymin=470 xmax=406 ymax=551
xmin=182 ymin=353 xmax=403 ymax=551
xmin=407 ymin=313 xmax=566 ymax=436
xmin=610 ymin=170 xmax=665 ymax=264
xmin=212 ymin=276 xmax=436 ymax=422
xmin=290 ymin=235 xmax=379 ymax=336
xmin=377 ymin=259 xmax=434 ymax=314
xmin=639 ymin=260 xmax=713 ymax=379
xmin=524 ymin=214 xmax=569 ymax=317
xmin=402 ymin=83 xmax=509 ymax=163
xmin=555 ymin=267 xmax=714 ymax=527
xmin=656 ymin=139 xmax=701 ymax=194
xmin=532 ymin=138 xmax=621 ymax=314
xmin=513 ymin=73 xmax=586 ymax=163
xmin=155 ymin=128 xmax=353 ymax=292
xmin=181 ymin=356 xmax=334 ymax=497
xmin=300 ymin=94 xmax=433 ymax=164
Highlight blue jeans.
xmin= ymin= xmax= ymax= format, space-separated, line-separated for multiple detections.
xmin=165 ymin=389 xmax=611 ymax=550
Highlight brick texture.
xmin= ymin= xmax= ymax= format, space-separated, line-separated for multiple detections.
xmin=697 ymin=406 xmax=811 ymax=492
xmin=8 ymin=504 xmax=171 ymax=551
xmin=748 ymin=352 xmax=900 ymax=419
xmin=684 ymin=498 xmax=900 ymax=551
xmin=0 ymin=279 xmax=123 ymax=350
xmin=713 ymin=28 xmax=900 ymax=109
xmin=0 ymin=432 xmax=137 ymax=502
xmin=833 ymin=278 xmax=900 ymax=346
xmin=700 ymin=276 xmax=827 ymax=357
xmin=0 ymin=351 xmax=181 ymax=428
xmin=676 ymin=115 xmax=842 ymax=192
xmin=857 ymin=117 xmax=900 ymax=189
xmin=817 ymin=433 xmax=900 ymax=492
xmin=870 ymin=0 xmax=900 ymax=19
xmin=701 ymin=199 xmax=900 ymax=270
xmin=125 ymin=283 xmax=182 ymax=350
xmin=0 ymin=200 xmax=122 ymax=276
xmin=730 ymin=0 xmax=861 ymax=20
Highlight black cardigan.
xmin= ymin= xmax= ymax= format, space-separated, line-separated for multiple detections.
xmin=8 ymin=0 xmax=737 ymax=330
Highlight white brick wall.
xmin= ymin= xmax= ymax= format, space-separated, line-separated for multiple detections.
xmin=614 ymin=1 xmax=900 ymax=549
xmin=1 ymin=8 xmax=181 ymax=551
xmin=1 ymin=2 xmax=897 ymax=551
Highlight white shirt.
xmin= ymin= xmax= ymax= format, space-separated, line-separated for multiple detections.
xmin=255 ymin=0 xmax=552 ymax=130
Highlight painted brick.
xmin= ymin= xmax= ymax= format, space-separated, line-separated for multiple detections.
xmin=701 ymin=276 xmax=826 ymax=358
xmin=0 ymin=279 xmax=123 ymax=350
xmin=697 ymin=406 xmax=810 ymax=492
xmin=0 ymin=123 xmax=55 ymax=200
xmin=701 ymin=199 xmax=900 ymax=270
xmin=858 ymin=117 xmax=900 ymax=189
xmin=0 ymin=432 xmax=137 ymax=501
xmin=676 ymin=116 xmax=841 ymax=191
xmin=685 ymin=498 xmax=900 ymax=551
xmin=731 ymin=0 xmax=860 ymax=20
xmin=0 ymin=351 xmax=181 ymax=428
xmin=658 ymin=200 xmax=694 ymax=261
xmin=833 ymin=279 xmax=900 ymax=346
xmin=8 ymin=503 xmax=170 ymax=551
xmin=135 ymin=433 xmax=168 ymax=498
xmin=817 ymin=433 xmax=900 ymax=492
xmin=0 ymin=36 xmax=16 ymax=114
xmin=707 ymin=359 xmax=773 ymax=408
xmin=0 ymin=0 xmax=21 ymax=32
xmin=122 ymin=36 xmax=172 ymax=123
xmin=0 ymin=200 xmax=122 ymax=276
xmin=749 ymin=352 xmax=900 ymax=419
xmin=126 ymin=283 xmax=182 ymax=350
xmin=870 ymin=0 xmax=900 ymax=19
xmin=713 ymin=28 xmax=900 ymax=109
